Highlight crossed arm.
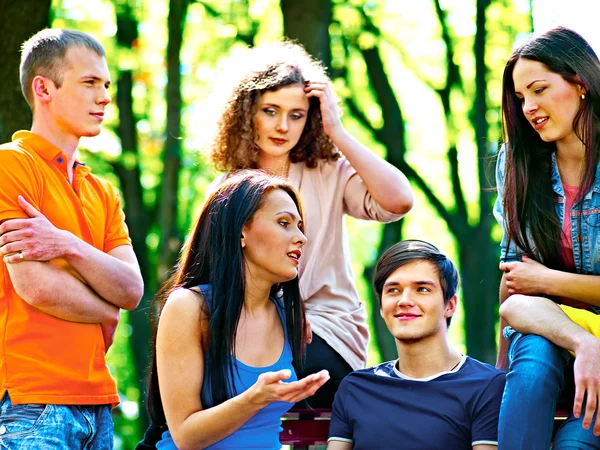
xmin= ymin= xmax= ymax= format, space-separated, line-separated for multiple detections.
xmin=0 ymin=196 xmax=143 ymax=346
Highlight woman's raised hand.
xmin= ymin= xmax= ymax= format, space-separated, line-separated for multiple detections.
xmin=246 ymin=369 xmax=330 ymax=407
xmin=305 ymin=81 xmax=343 ymax=139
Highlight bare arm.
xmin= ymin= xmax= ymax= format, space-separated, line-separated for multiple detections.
xmin=327 ymin=441 xmax=353 ymax=450
xmin=5 ymin=259 xmax=119 ymax=348
xmin=495 ymin=274 xmax=510 ymax=371
xmin=0 ymin=196 xmax=143 ymax=310
xmin=473 ymin=445 xmax=497 ymax=450
xmin=158 ymin=289 xmax=329 ymax=450
xmin=500 ymin=294 xmax=600 ymax=434
xmin=500 ymin=256 xmax=600 ymax=306
xmin=305 ymin=81 xmax=413 ymax=215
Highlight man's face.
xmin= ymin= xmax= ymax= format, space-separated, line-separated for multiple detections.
xmin=44 ymin=45 xmax=111 ymax=141
xmin=380 ymin=260 xmax=456 ymax=343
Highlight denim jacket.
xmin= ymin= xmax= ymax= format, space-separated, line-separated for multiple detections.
xmin=493 ymin=145 xmax=600 ymax=275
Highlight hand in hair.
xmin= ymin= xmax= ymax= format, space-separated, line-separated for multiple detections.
xmin=499 ymin=256 xmax=552 ymax=296
xmin=305 ymin=81 xmax=342 ymax=139
xmin=246 ymin=369 xmax=330 ymax=408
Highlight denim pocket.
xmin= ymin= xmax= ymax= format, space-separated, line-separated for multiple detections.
xmin=0 ymin=396 xmax=51 ymax=439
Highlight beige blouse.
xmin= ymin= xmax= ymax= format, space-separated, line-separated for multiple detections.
xmin=287 ymin=158 xmax=402 ymax=370
xmin=209 ymin=157 xmax=403 ymax=370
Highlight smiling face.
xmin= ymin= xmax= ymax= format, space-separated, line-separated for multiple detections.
xmin=512 ymin=58 xmax=585 ymax=149
xmin=42 ymin=45 xmax=112 ymax=142
xmin=253 ymin=84 xmax=310 ymax=168
xmin=380 ymin=260 xmax=456 ymax=343
xmin=241 ymin=188 xmax=307 ymax=285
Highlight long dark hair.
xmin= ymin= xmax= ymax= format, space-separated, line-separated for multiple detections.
xmin=147 ymin=171 xmax=306 ymax=426
xmin=500 ymin=26 xmax=600 ymax=268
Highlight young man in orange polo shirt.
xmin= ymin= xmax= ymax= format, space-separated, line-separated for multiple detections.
xmin=0 ymin=29 xmax=143 ymax=449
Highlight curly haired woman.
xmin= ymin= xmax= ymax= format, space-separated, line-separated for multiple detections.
xmin=206 ymin=41 xmax=414 ymax=407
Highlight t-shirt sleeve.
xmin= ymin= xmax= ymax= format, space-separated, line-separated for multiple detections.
xmin=471 ymin=372 xmax=506 ymax=446
xmin=103 ymin=185 xmax=132 ymax=253
xmin=0 ymin=149 xmax=42 ymax=223
xmin=340 ymin=158 xmax=404 ymax=223
xmin=328 ymin=376 xmax=354 ymax=444
xmin=493 ymin=145 xmax=521 ymax=263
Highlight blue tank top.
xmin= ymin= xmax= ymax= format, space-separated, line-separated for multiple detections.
xmin=157 ymin=285 xmax=297 ymax=449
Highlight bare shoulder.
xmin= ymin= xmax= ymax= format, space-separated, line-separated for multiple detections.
xmin=161 ymin=287 xmax=208 ymax=320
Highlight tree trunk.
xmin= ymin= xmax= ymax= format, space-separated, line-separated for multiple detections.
xmin=157 ymin=0 xmax=189 ymax=282
xmin=281 ymin=0 xmax=332 ymax=70
xmin=462 ymin=0 xmax=498 ymax=363
xmin=113 ymin=3 xmax=153 ymax=427
xmin=0 ymin=0 xmax=51 ymax=142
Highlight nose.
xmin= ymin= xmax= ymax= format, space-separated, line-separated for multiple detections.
xmin=522 ymin=96 xmax=537 ymax=115
xmin=98 ymin=86 xmax=111 ymax=106
xmin=276 ymin=115 xmax=288 ymax=133
xmin=397 ymin=291 xmax=415 ymax=307
xmin=295 ymin=229 xmax=307 ymax=248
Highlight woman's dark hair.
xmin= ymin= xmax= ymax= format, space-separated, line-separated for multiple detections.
xmin=210 ymin=41 xmax=340 ymax=171
xmin=147 ymin=170 xmax=306 ymax=426
xmin=373 ymin=240 xmax=459 ymax=327
xmin=500 ymin=26 xmax=600 ymax=268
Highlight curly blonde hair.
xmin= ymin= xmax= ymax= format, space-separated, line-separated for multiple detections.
xmin=210 ymin=41 xmax=341 ymax=171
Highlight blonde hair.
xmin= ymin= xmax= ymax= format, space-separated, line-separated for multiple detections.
xmin=20 ymin=29 xmax=105 ymax=109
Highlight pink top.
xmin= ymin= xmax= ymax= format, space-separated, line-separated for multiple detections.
xmin=559 ymin=183 xmax=588 ymax=309
xmin=210 ymin=158 xmax=403 ymax=369
xmin=560 ymin=183 xmax=577 ymax=271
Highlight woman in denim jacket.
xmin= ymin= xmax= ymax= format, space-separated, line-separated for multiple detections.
xmin=493 ymin=27 xmax=600 ymax=449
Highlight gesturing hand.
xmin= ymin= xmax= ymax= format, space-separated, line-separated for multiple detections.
xmin=499 ymin=256 xmax=553 ymax=296
xmin=305 ymin=81 xmax=343 ymax=138
xmin=248 ymin=369 xmax=329 ymax=407
xmin=0 ymin=195 xmax=73 ymax=264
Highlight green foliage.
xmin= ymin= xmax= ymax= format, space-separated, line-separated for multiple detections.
xmin=45 ymin=0 xmax=532 ymax=443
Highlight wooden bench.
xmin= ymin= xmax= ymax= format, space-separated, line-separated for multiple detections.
xmin=280 ymin=408 xmax=331 ymax=449
xmin=279 ymin=407 xmax=570 ymax=448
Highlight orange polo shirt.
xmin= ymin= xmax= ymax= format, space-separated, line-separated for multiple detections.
xmin=0 ymin=131 xmax=131 ymax=406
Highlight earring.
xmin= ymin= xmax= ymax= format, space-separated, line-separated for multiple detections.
xmin=581 ymin=93 xmax=586 ymax=100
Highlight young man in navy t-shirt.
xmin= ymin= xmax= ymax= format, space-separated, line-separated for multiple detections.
xmin=327 ymin=240 xmax=506 ymax=450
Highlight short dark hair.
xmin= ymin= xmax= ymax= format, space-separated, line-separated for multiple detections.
xmin=374 ymin=240 xmax=459 ymax=327
xmin=20 ymin=29 xmax=106 ymax=109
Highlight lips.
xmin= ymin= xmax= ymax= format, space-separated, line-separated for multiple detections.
xmin=270 ymin=138 xmax=287 ymax=145
xmin=532 ymin=116 xmax=548 ymax=130
xmin=287 ymin=249 xmax=302 ymax=263
xmin=394 ymin=313 xmax=421 ymax=321
xmin=90 ymin=112 xmax=104 ymax=121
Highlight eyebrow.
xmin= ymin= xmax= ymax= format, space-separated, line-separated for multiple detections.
xmin=261 ymin=103 xmax=307 ymax=112
xmin=383 ymin=280 xmax=437 ymax=288
xmin=276 ymin=210 xmax=301 ymax=222
xmin=81 ymin=75 xmax=111 ymax=86
xmin=515 ymin=79 xmax=546 ymax=94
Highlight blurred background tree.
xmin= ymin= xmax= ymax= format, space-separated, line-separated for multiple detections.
xmin=0 ymin=0 xmax=546 ymax=447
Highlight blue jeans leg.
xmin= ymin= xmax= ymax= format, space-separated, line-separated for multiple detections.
xmin=553 ymin=403 xmax=600 ymax=450
xmin=0 ymin=392 xmax=113 ymax=449
xmin=498 ymin=331 xmax=569 ymax=450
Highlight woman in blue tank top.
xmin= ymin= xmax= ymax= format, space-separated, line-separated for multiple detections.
xmin=145 ymin=171 xmax=329 ymax=449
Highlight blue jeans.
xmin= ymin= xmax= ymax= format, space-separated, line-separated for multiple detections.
xmin=0 ymin=392 xmax=113 ymax=449
xmin=499 ymin=329 xmax=600 ymax=449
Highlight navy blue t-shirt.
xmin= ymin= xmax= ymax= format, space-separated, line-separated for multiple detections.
xmin=328 ymin=356 xmax=506 ymax=449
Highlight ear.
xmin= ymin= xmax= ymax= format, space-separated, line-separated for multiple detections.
xmin=444 ymin=295 xmax=458 ymax=320
xmin=31 ymin=76 xmax=54 ymax=105
xmin=240 ymin=233 xmax=246 ymax=248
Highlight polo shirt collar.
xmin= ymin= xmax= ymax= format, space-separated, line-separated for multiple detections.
xmin=12 ymin=130 xmax=90 ymax=175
